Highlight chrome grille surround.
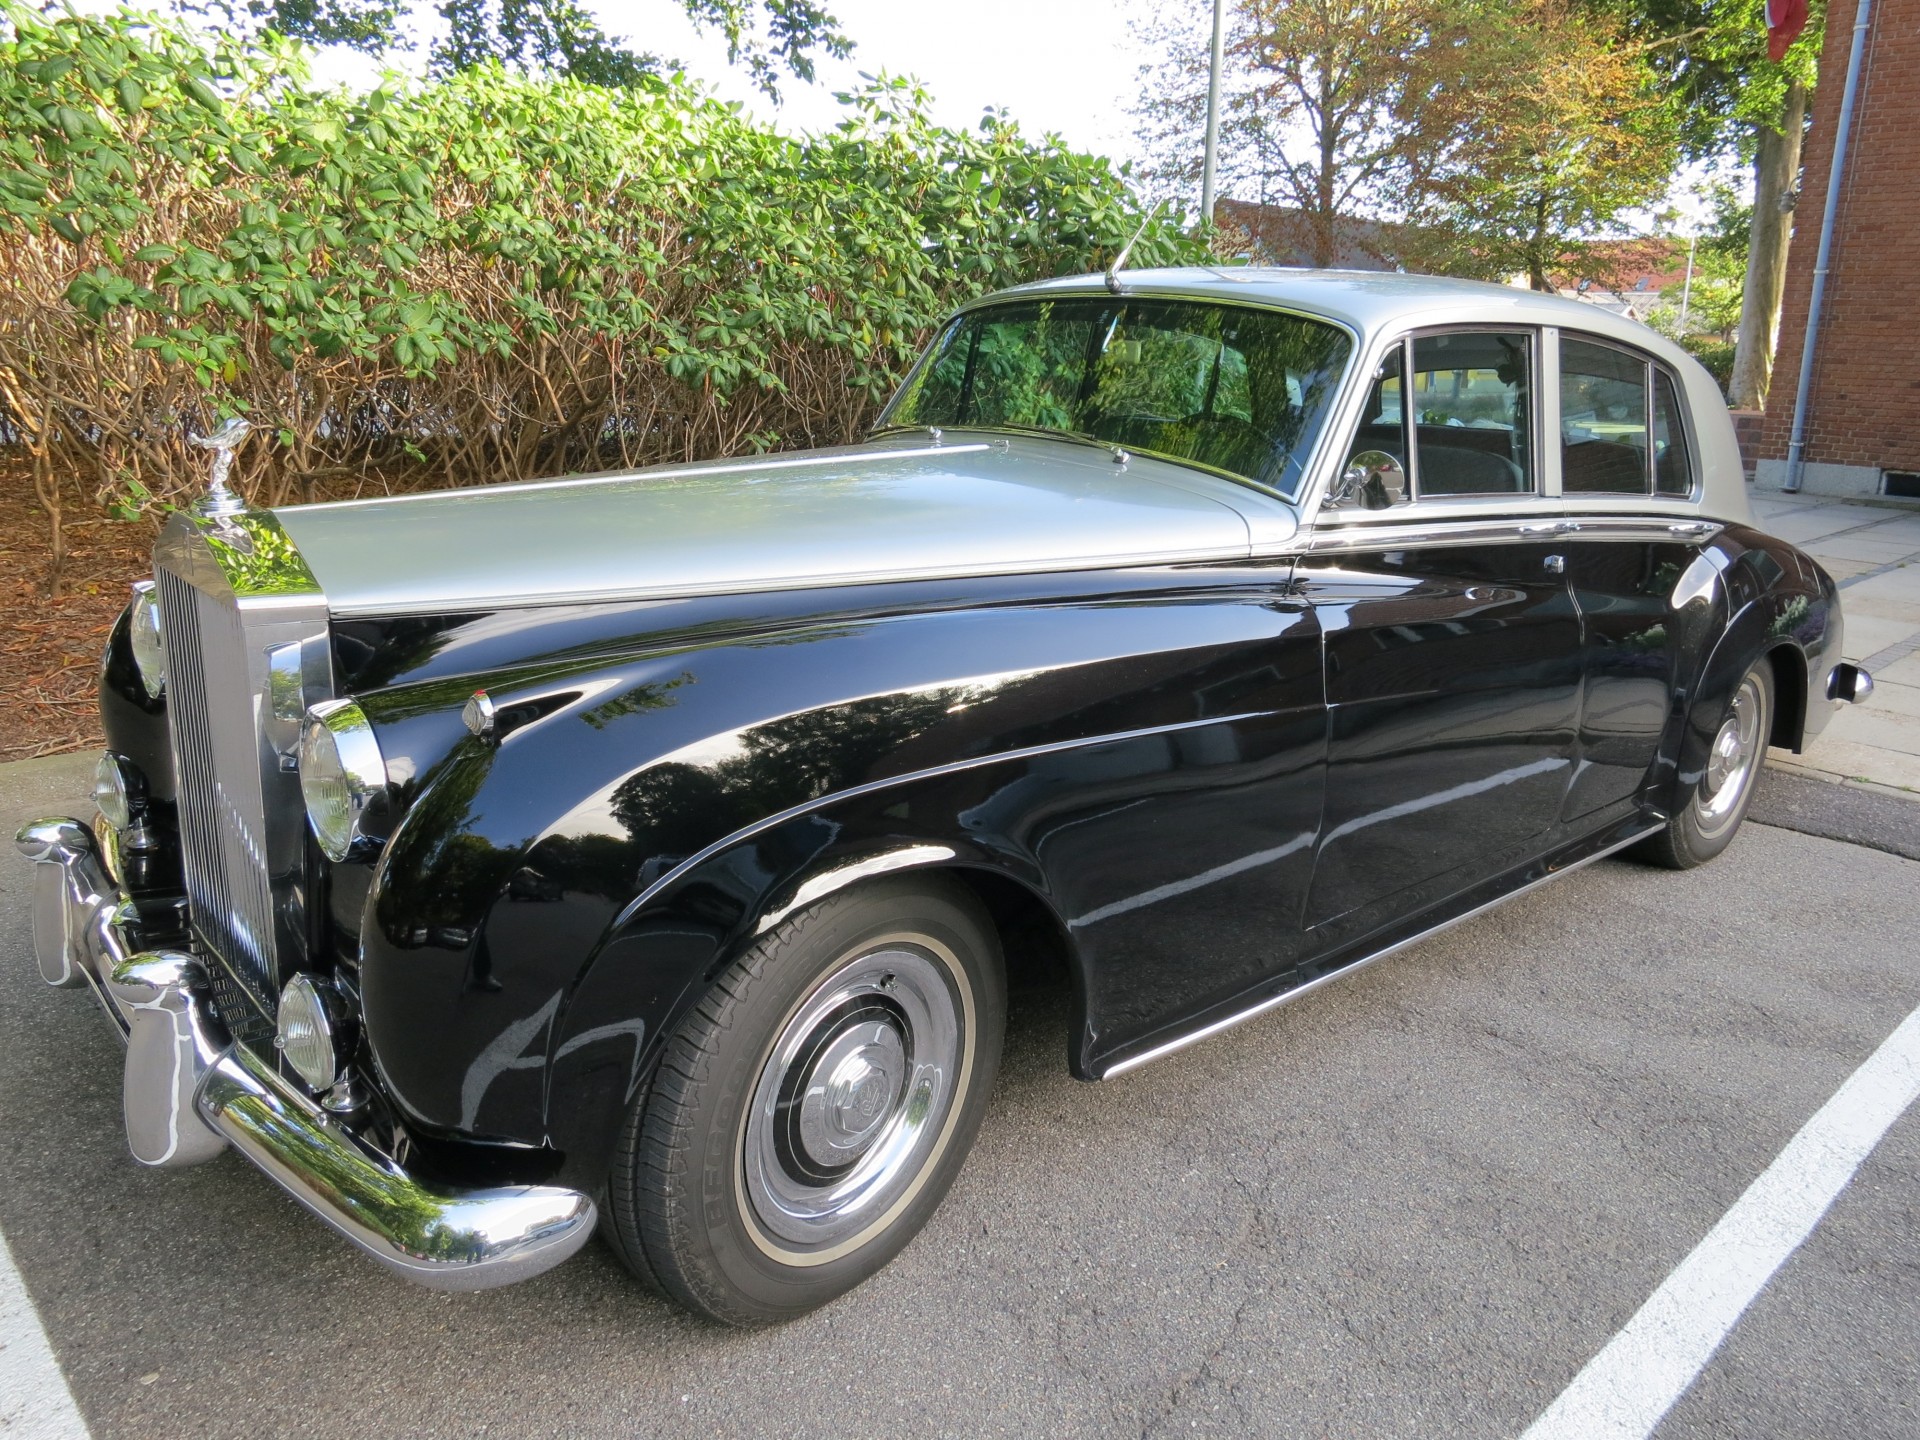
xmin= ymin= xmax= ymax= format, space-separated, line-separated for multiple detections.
xmin=154 ymin=509 xmax=332 ymax=1024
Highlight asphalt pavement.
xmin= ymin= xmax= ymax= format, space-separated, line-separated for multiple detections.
xmin=2 ymin=751 xmax=1916 ymax=1439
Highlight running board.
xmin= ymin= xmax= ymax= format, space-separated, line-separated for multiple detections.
xmin=1097 ymin=821 xmax=1665 ymax=1079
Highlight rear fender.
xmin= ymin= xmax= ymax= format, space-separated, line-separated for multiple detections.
xmin=1665 ymin=531 xmax=1839 ymax=807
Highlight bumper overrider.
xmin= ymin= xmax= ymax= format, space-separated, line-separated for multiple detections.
xmin=15 ymin=816 xmax=598 ymax=1292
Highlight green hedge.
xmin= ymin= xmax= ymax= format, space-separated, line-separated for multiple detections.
xmin=0 ymin=2 xmax=1201 ymax=551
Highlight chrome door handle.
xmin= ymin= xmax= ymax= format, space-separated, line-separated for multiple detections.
xmin=1543 ymin=554 xmax=1566 ymax=575
xmin=1668 ymin=521 xmax=1712 ymax=536
xmin=1519 ymin=522 xmax=1559 ymax=537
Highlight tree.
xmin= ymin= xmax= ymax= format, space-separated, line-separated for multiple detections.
xmin=1597 ymin=0 xmax=1825 ymax=409
xmin=1646 ymin=185 xmax=1753 ymax=344
xmin=194 ymin=0 xmax=853 ymax=97
xmin=1404 ymin=0 xmax=1681 ymax=290
xmin=1132 ymin=0 xmax=1499 ymax=267
xmin=1134 ymin=0 xmax=1679 ymax=287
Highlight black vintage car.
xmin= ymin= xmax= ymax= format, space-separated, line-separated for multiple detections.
xmin=19 ymin=268 xmax=1876 ymax=1324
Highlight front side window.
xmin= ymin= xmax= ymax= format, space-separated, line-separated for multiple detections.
xmin=1343 ymin=329 xmax=1535 ymax=500
xmin=884 ymin=297 xmax=1353 ymax=498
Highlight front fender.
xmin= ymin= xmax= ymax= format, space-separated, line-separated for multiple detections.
xmin=353 ymin=573 xmax=1319 ymax=1174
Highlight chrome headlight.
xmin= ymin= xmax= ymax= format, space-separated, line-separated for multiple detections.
xmin=92 ymin=752 xmax=145 ymax=831
xmin=275 ymin=973 xmax=345 ymax=1092
xmin=129 ymin=580 xmax=165 ymax=699
xmin=298 ymin=698 xmax=387 ymax=862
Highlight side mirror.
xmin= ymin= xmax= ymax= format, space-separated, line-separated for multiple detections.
xmin=1328 ymin=450 xmax=1408 ymax=511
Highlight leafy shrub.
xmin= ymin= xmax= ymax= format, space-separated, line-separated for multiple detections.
xmin=0 ymin=2 xmax=1201 ymax=573
xmin=1681 ymin=337 xmax=1736 ymax=396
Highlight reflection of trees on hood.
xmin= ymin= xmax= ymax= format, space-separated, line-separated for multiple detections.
xmin=609 ymin=690 xmax=960 ymax=858
xmin=378 ymin=745 xmax=521 ymax=933
xmin=335 ymin=616 xmax=469 ymax=691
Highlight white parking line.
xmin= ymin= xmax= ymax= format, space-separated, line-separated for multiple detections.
xmin=0 ymin=1222 xmax=90 ymax=1439
xmin=1522 ymin=1003 xmax=1920 ymax=1440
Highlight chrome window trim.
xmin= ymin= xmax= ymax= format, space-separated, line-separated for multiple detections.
xmin=878 ymin=291 xmax=1364 ymax=505
xmin=1541 ymin=325 xmax=1563 ymax=499
xmin=1308 ymin=323 xmax=1550 ymax=534
xmin=1650 ymin=364 xmax=1701 ymax=500
xmin=1399 ymin=323 xmax=1543 ymax=506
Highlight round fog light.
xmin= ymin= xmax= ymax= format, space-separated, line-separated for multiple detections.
xmin=275 ymin=973 xmax=345 ymax=1092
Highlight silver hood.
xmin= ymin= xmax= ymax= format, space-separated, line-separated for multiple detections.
xmin=272 ymin=434 xmax=1295 ymax=619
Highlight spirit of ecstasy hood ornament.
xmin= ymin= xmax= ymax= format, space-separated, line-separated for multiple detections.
xmin=189 ymin=417 xmax=253 ymax=517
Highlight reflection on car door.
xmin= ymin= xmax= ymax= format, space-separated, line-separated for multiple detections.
xmin=1299 ymin=327 xmax=1581 ymax=936
xmin=1557 ymin=336 xmax=1705 ymax=818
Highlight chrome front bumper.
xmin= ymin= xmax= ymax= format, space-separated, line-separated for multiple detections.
xmin=14 ymin=816 xmax=598 ymax=1292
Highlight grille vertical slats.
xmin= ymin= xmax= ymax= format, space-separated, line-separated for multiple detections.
xmin=156 ymin=565 xmax=280 ymax=1014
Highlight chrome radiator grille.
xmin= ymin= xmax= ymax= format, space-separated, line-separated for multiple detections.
xmin=157 ymin=565 xmax=281 ymax=1005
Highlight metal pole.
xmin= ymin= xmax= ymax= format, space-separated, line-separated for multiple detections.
xmin=1678 ymin=232 xmax=1696 ymax=332
xmin=1201 ymin=0 xmax=1225 ymax=224
xmin=1784 ymin=0 xmax=1874 ymax=493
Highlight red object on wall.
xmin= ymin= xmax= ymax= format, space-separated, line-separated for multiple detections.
xmin=1767 ymin=0 xmax=1810 ymax=61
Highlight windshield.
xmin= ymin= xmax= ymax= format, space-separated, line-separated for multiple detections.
xmin=882 ymin=296 xmax=1353 ymax=498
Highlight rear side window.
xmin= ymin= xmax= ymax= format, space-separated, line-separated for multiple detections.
xmin=1560 ymin=336 xmax=1694 ymax=497
xmin=1653 ymin=371 xmax=1693 ymax=496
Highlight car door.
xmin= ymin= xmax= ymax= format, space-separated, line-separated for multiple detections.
xmin=1556 ymin=333 xmax=1707 ymax=820
xmin=1297 ymin=327 xmax=1583 ymax=936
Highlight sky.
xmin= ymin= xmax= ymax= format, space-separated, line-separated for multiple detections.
xmin=600 ymin=0 xmax=1164 ymax=166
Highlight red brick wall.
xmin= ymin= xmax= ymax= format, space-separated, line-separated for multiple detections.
xmin=1759 ymin=0 xmax=1920 ymax=472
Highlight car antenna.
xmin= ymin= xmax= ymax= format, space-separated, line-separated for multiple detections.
xmin=1104 ymin=201 xmax=1164 ymax=295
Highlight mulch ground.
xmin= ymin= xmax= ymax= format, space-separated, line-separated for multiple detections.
xmin=1 ymin=455 xmax=481 ymax=763
xmin=1 ymin=459 xmax=157 ymax=763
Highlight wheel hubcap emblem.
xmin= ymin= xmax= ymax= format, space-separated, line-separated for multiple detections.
xmin=743 ymin=943 xmax=967 ymax=1254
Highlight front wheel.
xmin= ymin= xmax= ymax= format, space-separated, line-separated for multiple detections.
xmin=1635 ymin=656 xmax=1774 ymax=870
xmin=604 ymin=875 xmax=1005 ymax=1325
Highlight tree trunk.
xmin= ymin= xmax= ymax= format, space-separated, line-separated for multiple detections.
xmin=1529 ymin=194 xmax=1552 ymax=291
xmin=1729 ymin=81 xmax=1807 ymax=411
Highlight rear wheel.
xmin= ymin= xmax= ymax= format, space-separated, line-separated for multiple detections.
xmin=1635 ymin=657 xmax=1773 ymax=870
xmin=605 ymin=876 xmax=1005 ymax=1325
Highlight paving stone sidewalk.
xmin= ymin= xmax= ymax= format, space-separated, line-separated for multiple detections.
xmin=1750 ymin=484 xmax=1920 ymax=799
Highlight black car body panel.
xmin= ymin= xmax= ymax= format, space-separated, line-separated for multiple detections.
xmin=76 ymin=272 xmax=1861 ymax=1238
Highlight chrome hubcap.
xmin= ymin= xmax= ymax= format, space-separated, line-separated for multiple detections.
xmin=1697 ymin=674 xmax=1763 ymax=834
xmin=743 ymin=942 xmax=966 ymax=1255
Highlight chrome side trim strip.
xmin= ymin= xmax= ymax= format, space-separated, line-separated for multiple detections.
xmin=1305 ymin=514 xmax=1723 ymax=554
xmin=611 ymin=708 xmax=1274 ymax=933
xmin=1098 ymin=822 xmax=1664 ymax=1079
